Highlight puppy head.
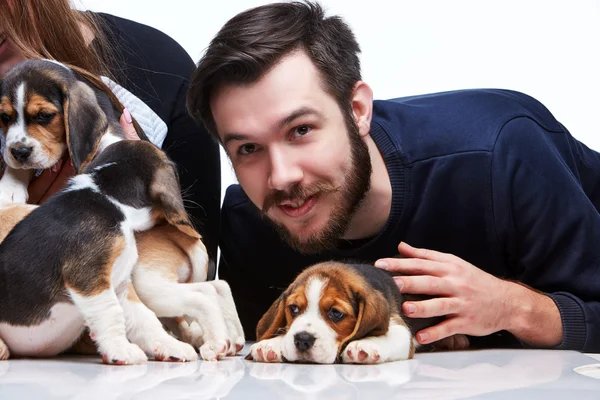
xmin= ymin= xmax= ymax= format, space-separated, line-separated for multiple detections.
xmin=255 ymin=261 xmax=389 ymax=364
xmin=84 ymin=140 xmax=201 ymax=240
xmin=0 ymin=59 xmax=108 ymax=172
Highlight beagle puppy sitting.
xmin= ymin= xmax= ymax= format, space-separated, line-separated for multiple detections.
xmin=0 ymin=59 xmax=244 ymax=361
xmin=0 ymin=140 xmax=202 ymax=364
xmin=247 ymin=261 xmax=469 ymax=364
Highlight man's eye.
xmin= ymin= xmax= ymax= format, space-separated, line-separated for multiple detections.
xmin=292 ymin=125 xmax=312 ymax=138
xmin=289 ymin=304 xmax=300 ymax=317
xmin=238 ymin=143 xmax=258 ymax=155
xmin=328 ymin=307 xmax=345 ymax=322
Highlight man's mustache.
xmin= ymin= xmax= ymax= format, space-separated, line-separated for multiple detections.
xmin=262 ymin=182 xmax=338 ymax=213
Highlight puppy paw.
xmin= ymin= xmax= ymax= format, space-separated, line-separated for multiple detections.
xmin=431 ymin=334 xmax=470 ymax=351
xmin=101 ymin=342 xmax=148 ymax=365
xmin=152 ymin=337 xmax=198 ymax=363
xmin=342 ymin=340 xmax=384 ymax=364
xmin=0 ymin=338 xmax=10 ymax=360
xmin=199 ymin=340 xmax=229 ymax=361
xmin=247 ymin=337 xmax=284 ymax=363
xmin=231 ymin=336 xmax=246 ymax=355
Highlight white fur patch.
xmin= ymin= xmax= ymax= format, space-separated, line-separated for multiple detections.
xmin=341 ymin=319 xmax=412 ymax=364
xmin=92 ymin=162 xmax=116 ymax=172
xmin=3 ymin=84 xmax=27 ymax=168
xmin=64 ymin=173 xmax=99 ymax=193
xmin=0 ymin=167 xmax=32 ymax=204
xmin=188 ymin=241 xmax=209 ymax=283
xmin=97 ymin=131 xmax=123 ymax=154
xmin=107 ymin=196 xmax=154 ymax=232
xmin=0 ymin=302 xmax=84 ymax=357
xmin=121 ymin=291 xmax=197 ymax=362
xmin=282 ymin=277 xmax=339 ymax=364
xmin=68 ymin=288 xmax=146 ymax=364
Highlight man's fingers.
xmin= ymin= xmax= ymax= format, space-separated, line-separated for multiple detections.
xmin=403 ymin=297 xmax=462 ymax=319
xmin=393 ymin=275 xmax=453 ymax=295
xmin=415 ymin=317 xmax=463 ymax=345
xmin=120 ymin=108 xmax=140 ymax=140
xmin=397 ymin=242 xmax=459 ymax=263
xmin=374 ymin=257 xmax=448 ymax=276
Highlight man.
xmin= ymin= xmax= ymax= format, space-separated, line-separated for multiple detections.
xmin=187 ymin=1 xmax=600 ymax=352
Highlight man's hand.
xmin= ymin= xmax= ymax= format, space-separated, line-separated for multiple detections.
xmin=375 ymin=242 xmax=563 ymax=347
xmin=28 ymin=109 xmax=139 ymax=204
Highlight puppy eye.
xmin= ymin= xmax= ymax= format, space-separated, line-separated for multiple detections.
xmin=289 ymin=304 xmax=300 ymax=317
xmin=0 ymin=113 xmax=11 ymax=124
xmin=36 ymin=111 xmax=55 ymax=123
xmin=328 ymin=308 xmax=345 ymax=322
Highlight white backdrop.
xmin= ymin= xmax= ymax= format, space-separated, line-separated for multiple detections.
xmin=77 ymin=0 xmax=600 ymax=203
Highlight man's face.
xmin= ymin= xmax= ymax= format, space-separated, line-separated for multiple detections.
xmin=211 ymin=51 xmax=371 ymax=254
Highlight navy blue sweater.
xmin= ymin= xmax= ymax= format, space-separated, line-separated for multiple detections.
xmin=219 ymin=89 xmax=600 ymax=352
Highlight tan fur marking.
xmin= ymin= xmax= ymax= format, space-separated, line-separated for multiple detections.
xmin=64 ymin=235 xmax=125 ymax=296
xmin=319 ymin=284 xmax=358 ymax=342
xmin=0 ymin=97 xmax=15 ymax=130
xmin=126 ymin=282 xmax=142 ymax=303
xmin=25 ymin=94 xmax=60 ymax=116
xmin=0 ymin=205 xmax=36 ymax=242
xmin=135 ymin=225 xmax=192 ymax=283
xmin=23 ymin=94 xmax=66 ymax=164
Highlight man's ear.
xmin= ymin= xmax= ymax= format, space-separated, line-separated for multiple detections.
xmin=63 ymin=80 xmax=108 ymax=172
xmin=149 ymin=164 xmax=201 ymax=240
xmin=351 ymin=81 xmax=374 ymax=137
xmin=338 ymin=285 xmax=389 ymax=354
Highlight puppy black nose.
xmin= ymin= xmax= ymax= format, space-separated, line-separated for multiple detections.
xmin=10 ymin=146 xmax=33 ymax=163
xmin=294 ymin=331 xmax=316 ymax=352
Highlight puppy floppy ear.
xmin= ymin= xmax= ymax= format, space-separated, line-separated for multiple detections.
xmin=150 ymin=164 xmax=201 ymax=240
xmin=63 ymin=80 xmax=108 ymax=172
xmin=244 ymin=290 xmax=289 ymax=361
xmin=256 ymin=291 xmax=289 ymax=341
xmin=338 ymin=285 xmax=390 ymax=354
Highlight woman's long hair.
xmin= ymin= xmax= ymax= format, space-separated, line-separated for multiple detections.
xmin=2 ymin=0 xmax=146 ymax=138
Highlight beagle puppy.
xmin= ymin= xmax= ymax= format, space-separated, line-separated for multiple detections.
xmin=247 ymin=261 xmax=469 ymax=364
xmin=0 ymin=59 xmax=244 ymax=361
xmin=0 ymin=140 xmax=202 ymax=364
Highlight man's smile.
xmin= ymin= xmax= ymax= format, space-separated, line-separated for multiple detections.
xmin=278 ymin=194 xmax=318 ymax=218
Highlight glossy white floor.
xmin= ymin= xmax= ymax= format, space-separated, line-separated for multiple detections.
xmin=1 ymin=348 xmax=599 ymax=399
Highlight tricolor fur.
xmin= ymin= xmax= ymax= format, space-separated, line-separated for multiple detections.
xmin=247 ymin=261 xmax=469 ymax=364
xmin=0 ymin=60 xmax=244 ymax=362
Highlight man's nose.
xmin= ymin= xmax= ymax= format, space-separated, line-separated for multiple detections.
xmin=267 ymin=147 xmax=303 ymax=191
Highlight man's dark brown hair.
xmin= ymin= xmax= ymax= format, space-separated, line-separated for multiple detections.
xmin=186 ymin=1 xmax=362 ymax=140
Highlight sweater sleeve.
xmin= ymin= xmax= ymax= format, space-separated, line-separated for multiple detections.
xmin=491 ymin=116 xmax=600 ymax=352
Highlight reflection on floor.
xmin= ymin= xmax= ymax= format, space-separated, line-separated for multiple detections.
xmin=1 ymin=349 xmax=599 ymax=399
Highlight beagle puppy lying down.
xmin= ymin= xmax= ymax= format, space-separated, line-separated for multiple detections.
xmin=247 ymin=261 xmax=469 ymax=364
xmin=0 ymin=59 xmax=244 ymax=362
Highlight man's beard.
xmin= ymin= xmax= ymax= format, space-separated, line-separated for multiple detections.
xmin=261 ymin=111 xmax=372 ymax=254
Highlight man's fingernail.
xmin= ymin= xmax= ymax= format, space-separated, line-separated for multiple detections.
xmin=374 ymin=261 xmax=389 ymax=269
xmin=418 ymin=332 xmax=429 ymax=342
xmin=123 ymin=108 xmax=133 ymax=124
xmin=405 ymin=303 xmax=416 ymax=314
xmin=393 ymin=277 xmax=404 ymax=290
